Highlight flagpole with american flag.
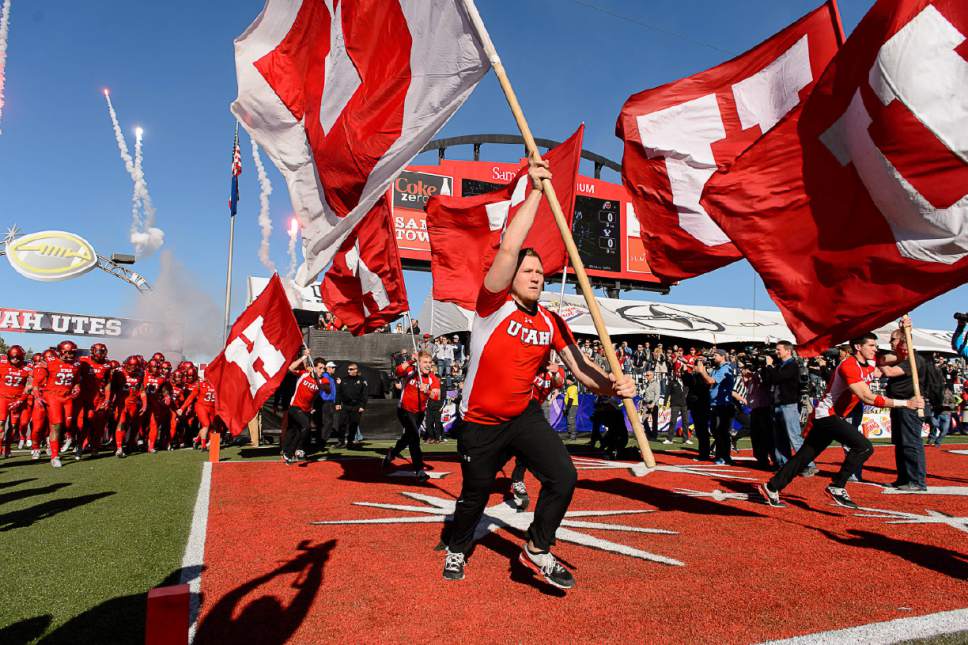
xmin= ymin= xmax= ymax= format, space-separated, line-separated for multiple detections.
xmin=223 ymin=122 xmax=242 ymax=344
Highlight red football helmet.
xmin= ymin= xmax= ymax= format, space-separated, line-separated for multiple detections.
xmin=183 ymin=365 xmax=199 ymax=384
xmin=151 ymin=352 xmax=166 ymax=363
xmin=109 ymin=359 xmax=121 ymax=372
xmin=171 ymin=371 xmax=185 ymax=387
xmin=177 ymin=360 xmax=194 ymax=373
xmin=6 ymin=345 xmax=25 ymax=366
xmin=57 ymin=340 xmax=78 ymax=361
xmin=134 ymin=354 xmax=146 ymax=368
xmin=43 ymin=349 xmax=58 ymax=363
xmin=90 ymin=343 xmax=108 ymax=362
xmin=124 ymin=356 xmax=140 ymax=373
xmin=147 ymin=359 xmax=161 ymax=375
xmin=32 ymin=352 xmax=44 ymax=365
xmin=161 ymin=360 xmax=172 ymax=376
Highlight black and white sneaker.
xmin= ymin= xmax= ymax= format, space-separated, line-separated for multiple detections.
xmin=519 ymin=545 xmax=575 ymax=589
xmin=382 ymin=451 xmax=394 ymax=469
xmin=759 ymin=483 xmax=784 ymax=508
xmin=442 ymin=549 xmax=465 ymax=581
xmin=415 ymin=470 xmax=429 ymax=482
xmin=511 ymin=480 xmax=530 ymax=512
xmin=825 ymin=486 xmax=859 ymax=509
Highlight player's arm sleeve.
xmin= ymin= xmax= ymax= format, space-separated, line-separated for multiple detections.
xmin=475 ymin=283 xmax=510 ymax=318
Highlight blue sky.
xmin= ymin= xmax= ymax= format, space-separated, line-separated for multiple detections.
xmin=0 ymin=0 xmax=962 ymax=353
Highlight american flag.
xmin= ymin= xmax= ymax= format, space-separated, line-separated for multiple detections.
xmin=229 ymin=125 xmax=242 ymax=216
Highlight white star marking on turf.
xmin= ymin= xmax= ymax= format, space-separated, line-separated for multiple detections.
xmin=881 ymin=486 xmax=968 ymax=496
xmin=948 ymin=449 xmax=968 ymax=455
xmin=572 ymin=457 xmax=756 ymax=480
xmin=387 ymin=470 xmax=450 ymax=480
xmin=854 ymin=506 xmax=968 ymax=534
xmin=672 ymin=488 xmax=750 ymax=502
xmin=311 ymin=491 xmax=684 ymax=566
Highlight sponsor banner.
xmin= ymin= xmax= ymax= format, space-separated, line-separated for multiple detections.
xmin=248 ymin=276 xmax=325 ymax=312
xmin=5 ymin=230 xmax=98 ymax=282
xmin=860 ymin=408 xmax=930 ymax=440
xmin=0 ymin=307 xmax=168 ymax=339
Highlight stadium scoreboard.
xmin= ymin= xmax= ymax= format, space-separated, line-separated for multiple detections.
xmin=390 ymin=158 xmax=663 ymax=288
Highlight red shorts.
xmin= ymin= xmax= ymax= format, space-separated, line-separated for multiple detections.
xmin=196 ymin=405 xmax=216 ymax=428
xmin=43 ymin=394 xmax=75 ymax=427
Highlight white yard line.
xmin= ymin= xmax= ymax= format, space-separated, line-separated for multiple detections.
xmin=761 ymin=607 xmax=968 ymax=644
xmin=179 ymin=461 xmax=212 ymax=644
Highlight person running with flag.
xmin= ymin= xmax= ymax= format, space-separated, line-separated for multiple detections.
xmin=441 ymin=156 xmax=635 ymax=590
xmin=760 ymin=332 xmax=923 ymax=510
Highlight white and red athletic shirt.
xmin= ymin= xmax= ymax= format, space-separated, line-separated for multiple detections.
xmin=814 ymin=356 xmax=876 ymax=420
xmin=461 ymin=285 xmax=576 ymax=425
xmin=396 ymin=362 xmax=441 ymax=414
xmin=290 ymin=372 xmax=320 ymax=413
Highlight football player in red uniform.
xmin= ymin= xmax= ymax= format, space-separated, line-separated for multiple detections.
xmin=0 ymin=346 xmax=31 ymax=457
xmin=110 ymin=356 xmax=145 ymax=457
xmin=77 ymin=342 xmax=112 ymax=457
xmin=33 ymin=341 xmax=82 ymax=467
xmin=142 ymin=359 xmax=172 ymax=453
xmin=168 ymin=370 xmax=189 ymax=449
xmin=179 ymin=373 xmax=218 ymax=450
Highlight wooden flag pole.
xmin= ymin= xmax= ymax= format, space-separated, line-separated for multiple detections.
xmin=461 ymin=0 xmax=655 ymax=468
xmin=901 ymin=316 xmax=924 ymax=418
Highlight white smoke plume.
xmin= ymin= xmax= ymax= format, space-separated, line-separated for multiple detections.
xmin=0 ymin=0 xmax=12 ymax=134
xmin=104 ymin=90 xmax=135 ymax=177
xmin=251 ymin=138 xmax=275 ymax=273
xmin=130 ymin=126 xmax=163 ymax=256
xmin=121 ymin=251 xmax=222 ymax=362
xmin=286 ymin=218 xmax=299 ymax=285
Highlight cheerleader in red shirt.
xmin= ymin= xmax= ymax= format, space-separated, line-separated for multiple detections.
xmin=383 ymin=351 xmax=440 ymax=480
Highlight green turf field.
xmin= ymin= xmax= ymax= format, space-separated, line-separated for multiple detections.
xmin=1 ymin=435 xmax=966 ymax=643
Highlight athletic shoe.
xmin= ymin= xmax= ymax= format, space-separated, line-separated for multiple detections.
xmin=382 ymin=451 xmax=394 ymax=469
xmin=519 ymin=544 xmax=575 ymax=590
xmin=825 ymin=486 xmax=859 ymax=509
xmin=148 ymin=448 xmax=157 ymax=454
xmin=25 ymin=439 xmax=32 ymax=448
xmin=896 ymin=483 xmax=928 ymax=492
xmin=31 ymin=449 xmax=40 ymax=461
xmin=62 ymin=437 xmax=73 ymax=451
xmin=17 ymin=440 xmax=24 ymax=450
xmin=51 ymin=457 xmax=63 ymax=469
xmin=74 ymin=447 xmax=82 ymax=461
xmin=800 ymin=465 xmax=819 ymax=478
xmin=442 ymin=549 xmax=465 ymax=581
xmin=115 ymin=449 xmax=125 ymax=458
xmin=759 ymin=482 xmax=784 ymax=508
xmin=415 ymin=470 xmax=430 ymax=483
xmin=661 ymin=439 xmax=673 ymax=445
xmin=511 ymin=480 xmax=530 ymax=512
xmin=684 ymin=439 xmax=694 ymax=445
xmin=295 ymin=449 xmax=305 ymax=460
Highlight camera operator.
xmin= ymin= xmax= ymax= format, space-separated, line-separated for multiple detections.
xmin=952 ymin=312 xmax=968 ymax=360
xmin=760 ymin=341 xmax=817 ymax=477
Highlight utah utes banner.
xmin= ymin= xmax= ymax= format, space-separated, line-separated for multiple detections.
xmin=207 ymin=274 xmax=303 ymax=435
xmin=231 ymin=0 xmax=490 ymax=287
xmin=703 ymin=0 xmax=968 ymax=353
xmin=616 ymin=3 xmax=840 ymax=282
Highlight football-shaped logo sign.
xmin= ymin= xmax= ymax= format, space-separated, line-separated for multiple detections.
xmin=6 ymin=230 xmax=98 ymax=282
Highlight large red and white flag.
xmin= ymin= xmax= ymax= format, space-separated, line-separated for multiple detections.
xmin=321 ymin=196 xmax=409 ymax=335
xmin=206 ymin=274 xmax=304 ymax=436
xmin=231 ymin=0 xmax=490 ymax=287
xmin=703 ymin=0 xmax=968 ymax=354
xmin=616 ymin=3 xmax=840 ymax=282
xmin=425 ymin=125 xmax=584 ymax=310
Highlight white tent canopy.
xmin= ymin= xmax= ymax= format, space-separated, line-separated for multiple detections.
xmin=418 ymin=291 xmax=955 ymax=353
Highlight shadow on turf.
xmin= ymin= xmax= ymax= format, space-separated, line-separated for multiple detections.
xmin=0 ymin=482 xmax=72 ymax=507
xmin=815 ymin=528 xmax=968 ymax=581
xmin=193 ymin=539 xmax=336 ymax=645
xmin=577 ymin=477 xmax=768 ymax=518
xmin=0 ymin=477 xmax=36 ymax=490
xmin=0 ymin=491 xmax=115 ymax=532
xmin=15 ymin=566 xmax=202 ymax=644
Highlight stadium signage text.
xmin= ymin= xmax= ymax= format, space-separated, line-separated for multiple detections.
xmin=0 ymin=307 xmax=165 ymax=339
xmin=5 ymin=230 xmax=98 ymax=282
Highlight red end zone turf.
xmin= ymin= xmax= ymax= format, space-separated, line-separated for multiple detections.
xmin=195 ymin=447 xmax=968 ymax=644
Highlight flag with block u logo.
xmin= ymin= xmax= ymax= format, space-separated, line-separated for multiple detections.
xmin=207 ymin=273 xmax=304 ymax=435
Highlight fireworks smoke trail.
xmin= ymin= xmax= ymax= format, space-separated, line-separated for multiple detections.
xmin=286 ymin=217 xmax=299 ymax=284
xmin=129 ymin=126 xmax=163 ymax=256
xmin=0 ymin=0 xmax=11 ymax=134
xmin=104 ymin=90 xmax=135 ymax=176
xmin=251 ymin=138 xmax=275 ymax=273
